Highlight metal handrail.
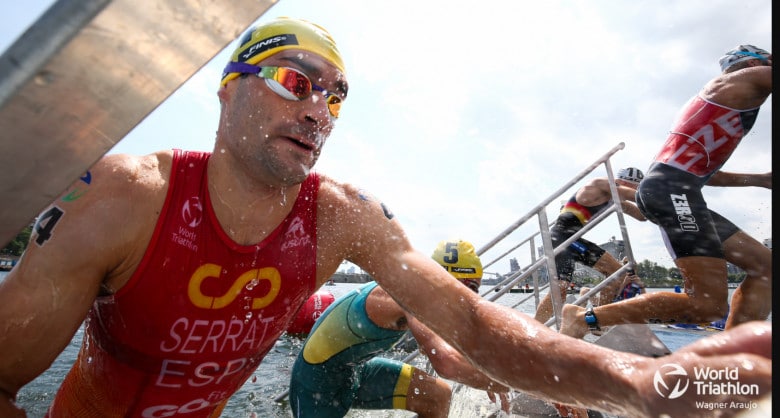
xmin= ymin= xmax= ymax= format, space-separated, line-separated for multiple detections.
xmin=475 ymin=141 xmax=637 ymax=329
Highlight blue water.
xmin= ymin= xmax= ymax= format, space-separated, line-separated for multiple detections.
xmin=0 ymin=271 xmax=752 ymax=417
xmin=649 ymin=327 xmax=714 ymax=352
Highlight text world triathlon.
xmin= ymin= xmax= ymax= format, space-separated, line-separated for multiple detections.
xmin=693 ymin=367 xmax=759 ymax=396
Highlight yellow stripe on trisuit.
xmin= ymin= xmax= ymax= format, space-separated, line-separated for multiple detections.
xmin=392 ymin=363 xmax=414 ymax=410
xmin=301 ymin=300 xmax=355 ymax=364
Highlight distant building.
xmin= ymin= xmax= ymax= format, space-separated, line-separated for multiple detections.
xmin=329 ymin=271 xmax=372 ymax=284
xmin=599 ymin=236 xmax=626 ymax=261
xmin=509 ymin=258 xmax=520 ymax=273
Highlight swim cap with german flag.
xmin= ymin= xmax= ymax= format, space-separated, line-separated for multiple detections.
xmin=220 ymin=17 xmax=345 ymax=87
xmin=432 ymin=239 xmax=483 ymax=280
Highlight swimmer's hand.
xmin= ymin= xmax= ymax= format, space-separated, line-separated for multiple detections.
xmin=552 ymin=402 xmax=589 ymax=418
xmin=487 ymin=389 xmax=510 ymax=414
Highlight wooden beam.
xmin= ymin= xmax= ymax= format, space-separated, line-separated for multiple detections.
xmin=0 ymin=0 xmax=278 ymax=246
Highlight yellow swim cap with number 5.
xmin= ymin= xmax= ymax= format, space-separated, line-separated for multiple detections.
xmin=431 ymin=239 xmax=483 ymax=280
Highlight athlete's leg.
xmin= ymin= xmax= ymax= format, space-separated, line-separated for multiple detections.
xmin=561 ymin=256 xmax=729 ymax=338
xmin=722 ymin=230 xmax=772 ymax=328
xmin=533 ymin=279 xmax=568 ymax=323
xmin=355 ymin=359 xmax=450 ymax=418
xmin=590 ymin=253 xmax=625 ymax=307
xmin=536 ymin=253 xmax=626 ymax=323
xmin=535 ymin=244 xmax=579 ymax=324
xmin=405 ymin=368 xmax=452 ymax=418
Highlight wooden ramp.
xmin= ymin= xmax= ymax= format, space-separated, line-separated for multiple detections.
xmin=0 ymin=0 xmax=278 ymax=246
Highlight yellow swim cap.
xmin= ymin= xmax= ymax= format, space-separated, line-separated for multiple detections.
xmin=431 ymin=240 xmax=483 ymax=280
xmin=220 ymin=17 xmax=345 ymax=87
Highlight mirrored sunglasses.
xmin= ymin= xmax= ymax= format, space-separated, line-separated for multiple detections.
xmin=223 ymin=62 xmax=342 ymax=118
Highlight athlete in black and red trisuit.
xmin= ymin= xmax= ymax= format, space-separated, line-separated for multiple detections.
xmin=560 ymin=45 xmax=772 ymax=338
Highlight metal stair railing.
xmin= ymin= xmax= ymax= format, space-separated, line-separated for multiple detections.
xmin=396 ymin=142 xmax=640 ymax=379
xmin=476 ymin=141 xmax=638 ymax=329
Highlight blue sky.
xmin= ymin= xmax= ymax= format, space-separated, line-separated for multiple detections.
xmin=2 ymin=0 xmax=772 ymax=272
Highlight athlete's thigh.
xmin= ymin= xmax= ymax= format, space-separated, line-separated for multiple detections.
xmin=722 ymin=229 xmax=772 ymax=272
xmin=352 ymin=357 xmax=409 ymax=410
xmin=637 ymin=167 xmax=722 ymax=259
xmin=289 ymin=361 xmax=355 ymax=418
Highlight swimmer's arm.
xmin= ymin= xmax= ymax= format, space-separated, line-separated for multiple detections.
xmin=0 ymin=192 xmax=104 ymax=400
xmin=706 ymin=171 xmax=772 ymax=189
xmin=619 ymin=201 xmax=646 ymax=222
xmin=0 ymin=154 xmax=157 ymax=401
xmin=357 ymin=243 xmax=647 ymax=412
xmin=340 ymin=202 xmax=767 ymax=417
xmin=407 ymin=316 xmax=509 ymax=393
xmin=616 ymin=185 xmax=646 ymax=221
xmin=324 ymin=179 xmax=643 ymax=411
xmin=0 ymin=387 xmax=25 ymax=417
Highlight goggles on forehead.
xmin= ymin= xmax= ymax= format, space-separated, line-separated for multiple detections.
xmin=223 ymin=62 xmax=342 ymax=118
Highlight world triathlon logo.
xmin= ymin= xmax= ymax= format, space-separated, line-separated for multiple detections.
xmin=182 ymin=197 xmax=203 ymax=228
xmin=653 ymin=363 xmax=690 ymax=399
xmin=652 ymin=363 xmax=762 ymax=412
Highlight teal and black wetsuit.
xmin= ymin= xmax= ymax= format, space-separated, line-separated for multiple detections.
xmin=289 ymin=282 xmax=414 ymax=417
